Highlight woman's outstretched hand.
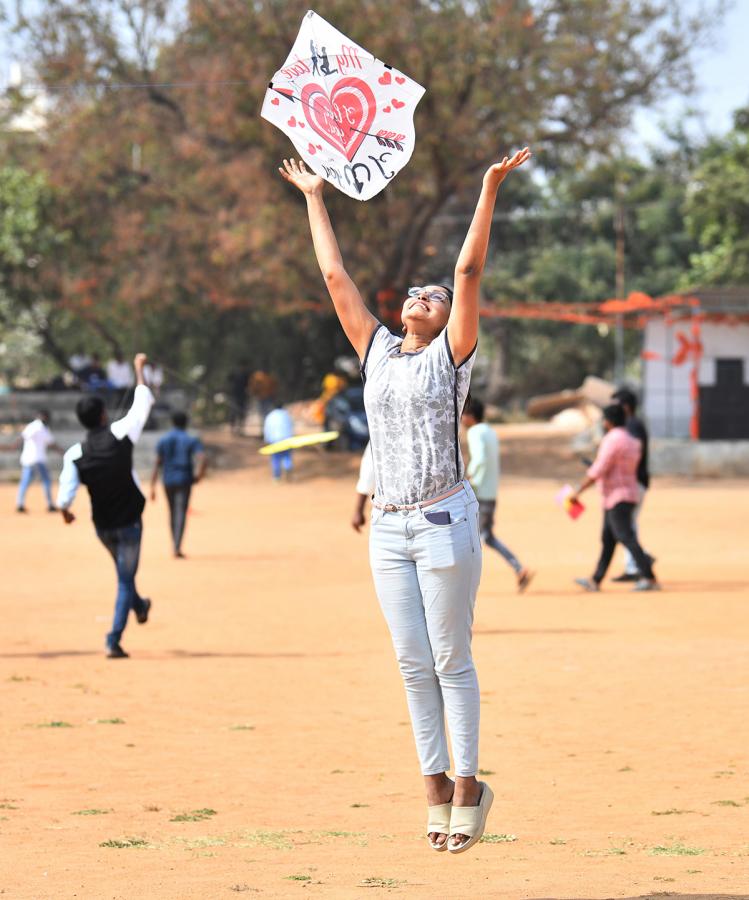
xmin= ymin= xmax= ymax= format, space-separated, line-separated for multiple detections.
xmin=279 ymin=158 xmax=324 ymax=196
xmin=483 ymin=147 xmax=532 ymax=189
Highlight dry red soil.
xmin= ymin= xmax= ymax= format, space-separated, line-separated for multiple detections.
xmin=1 ymin=452 xmax=748 ymax=899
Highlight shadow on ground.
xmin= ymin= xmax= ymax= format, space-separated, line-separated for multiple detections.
xmin=532 ymin=895 xmax=747 ymax=900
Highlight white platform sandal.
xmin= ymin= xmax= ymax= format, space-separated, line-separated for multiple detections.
xmin=426 ymin=802 xmax=452 ymax=852
xmin=448 ymin=782 xmax=494 ymax=854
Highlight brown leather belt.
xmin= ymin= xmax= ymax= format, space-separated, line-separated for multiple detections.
xmin=372 ymin=482 xmax=465 ymax=513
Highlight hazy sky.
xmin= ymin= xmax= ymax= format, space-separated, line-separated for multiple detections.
xmin=633 ymin=0 xmax=749 ymax=146
xmin=1 ymin=2 xmax=747 ymax=146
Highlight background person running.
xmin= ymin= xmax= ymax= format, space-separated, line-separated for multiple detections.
xmin=279 ymin=147 xmax=531 ymax=854
xmin=610 ymin=387 xmax=653 ymax=582
xmin=570 ymin=403 xmax=659 ymax=593
xmin=150 ymin=411 xmax=206 ymax=559
xmin=57 ymin=353 xmax=154 ymax=658
xmin=461 ymin=397 xmax=533 ymax=593
xmin=6 ymin=409 xmax=63 ymax=513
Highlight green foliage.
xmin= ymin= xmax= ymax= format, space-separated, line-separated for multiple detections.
xmin=683 ymin=107 xmax=749 ymax=285
xmin=0 ymin=0 xmax=728 ymax=398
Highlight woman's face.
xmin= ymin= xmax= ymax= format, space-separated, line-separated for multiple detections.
xmin=401 ymin=285 xmax=451 ymax=335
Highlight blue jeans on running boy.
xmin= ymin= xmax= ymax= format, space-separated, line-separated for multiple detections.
xmin=369 ymin=481 xmax=483 ymax=777
xmin=17 ymin=462 xmax=54 ymax=509
xmin=96 ymin=520 xmax=147 ymax=649
xmin=271 ymin=450 xmax=293 ymax=480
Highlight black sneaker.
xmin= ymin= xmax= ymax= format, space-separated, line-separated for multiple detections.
xmin=47 ymin=505 xmax=57 ymax=513
xmin=135 ymin=598 xmax=151 ymax=625
xmin=611 ymin=572 xmax=639 ymax=583
xmin=16 ymin=506 xmax=27 ymax=513
xmin=106 ymin=644 xmax=130 ymax=659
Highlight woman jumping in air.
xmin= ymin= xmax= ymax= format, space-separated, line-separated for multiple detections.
xmin=280 ymin=146 xmax=531 ymax=854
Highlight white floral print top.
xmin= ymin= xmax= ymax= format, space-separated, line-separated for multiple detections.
xmin=361 ymin=325 xmax=477 ymax=506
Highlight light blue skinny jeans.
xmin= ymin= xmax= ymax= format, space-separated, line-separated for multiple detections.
xmin=369 ymin=481 xmax=483 ymax=777
xmin=17 ymin=462 xmax=53 ymax=508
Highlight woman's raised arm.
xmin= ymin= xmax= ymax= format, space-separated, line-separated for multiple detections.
xmin=279 ymin=159 xmax=379 ymax=360
xmin=448 ymin=148 xmax=532 ymax=365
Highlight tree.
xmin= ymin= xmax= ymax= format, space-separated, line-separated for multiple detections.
xmin=683 ymin=106 xmax=749 ymax=286
xmin=0 ymin=166 xmax=71 ymax=381
xmin=6 ymin=0 xmax=721 ymax=393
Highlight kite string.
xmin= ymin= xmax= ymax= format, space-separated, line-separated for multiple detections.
xmin=12 ymin=79 xmax=255 ymax=92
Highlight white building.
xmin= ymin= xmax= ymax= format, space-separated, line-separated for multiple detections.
xmin=643 ymin=289 xmax=749 ymax=439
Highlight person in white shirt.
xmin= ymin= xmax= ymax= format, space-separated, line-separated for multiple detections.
xmin=106 ymin=352 xmax=134 ymax=390
xmin=351 ymin=441 xmax=375 ymax=531
xmin=57 ymin=353 xmax=154 ymax=659
xmin=263 ymin=401 xmax=294 ymax=481
xmin=9 ymin=410 xmax=63 ymax=512
xmin=461 ymin=397 xmax=533 ymax=593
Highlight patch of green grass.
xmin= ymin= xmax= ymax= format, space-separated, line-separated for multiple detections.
xmin=330 ymin=768 xmax=344 ymax=774
xmin=713 ymin=770 xmax=735 ymax=778
xmin=651 ymin=808 xmax=695 ymax=816
xmin=618 ymin=766 xmax=633 ymax=772
xmin=7 ymin=675 xmax=32 ymax=682
xmin=480 ymin=833 xmax=517 ymax=843
xmin=350 ymin=803 xmax=369 ymax=808
xmin=651 ymin=842 xmax=705 ymax=856
xmin=170 ymin=808 xmax=217 ymax=822
xmin=241 ymin=830 xmax=294 ymax=850
xmin=144 ymin=805 xmax=161 ymax=812
xmin=95 ymin=718 xmax=125 ymax=725
xmin=686 ymin=869 xmax=702 ymax=874
xmin=549 ymin=838 xmax=567 ymax=845
xmin=0 ymin=803 xmax=19 ymax=810
xmin=478 ymin=768 xmax=495 ymax=776
xmin=360 ymin=877 xmax=403 ymax=888
xmin=284 ymin=875 xmax=312 ymax=881
xmin=72 ymin=809 xmax=111 ymax=816
xmin=175 ymin=835 xmax=226 ymax=849
xmin=608 ymin=846 xmax=628 ymax=855
xmin=99 ymin=837 xmax=149 ymax=848
xmin=711 ymin=799 xmax=742 ymax=807
xmin=229 ymin=886 xmax=254 ymax=893
xmin=653 ymin=876 xmax=676 ymax=882
xmin=229 ymin=724 xmax=255 ymax=731
xmin=35 ymin=721 xmax=72 ymax=728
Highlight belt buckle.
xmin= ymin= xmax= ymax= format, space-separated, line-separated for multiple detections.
xmin=384 ymin=503 xmax=397 ymax=512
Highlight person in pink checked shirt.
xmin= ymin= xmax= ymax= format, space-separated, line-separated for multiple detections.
xmin=568 ymin=404 xmax=659 ymax=593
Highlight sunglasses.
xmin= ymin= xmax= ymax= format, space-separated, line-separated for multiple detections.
xmin=407 ymin=286 xmax=451 ymax=304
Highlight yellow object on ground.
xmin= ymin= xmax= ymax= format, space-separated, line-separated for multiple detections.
xmin=259 ymin=431 xmax=339 ymax=455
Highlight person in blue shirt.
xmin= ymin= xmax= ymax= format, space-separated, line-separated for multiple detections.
xmin=150 ymin=411 xmax=206 ymax=558
xmin=263 ymin=401 xmax=294 ymax=481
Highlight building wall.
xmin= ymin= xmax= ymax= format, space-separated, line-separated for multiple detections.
xmin=643 ymin=318 xmax=749 ymax=438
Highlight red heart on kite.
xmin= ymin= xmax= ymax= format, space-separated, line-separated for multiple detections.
xmin=301 ymin=77 xmax=376 ymax=162
xmin=271 ymin=97 xmax=279 ymax=106
xmin=395 ymin=76 xmax=405 ymax=85
xmin=392 ymin=98 xmax=405 ymax=109
xmin=288 ymin=116 xmax=297 ymax=127
xmin=383 ymin=105 xmax=391 ymax=113
xmin=378 ymin=71 xmax=392 ymax=85
xmin=299 ymin=122 xmax=305 ymax=128
xmin=316 ymin=144 xmax=322 ymax=150
xmin=308 ymin=143 xmax=317 ymax=155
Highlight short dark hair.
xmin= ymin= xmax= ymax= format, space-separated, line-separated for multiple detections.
xmin=438 ymin=284 xmax=454 ymax=304
xmin=603 ymin=403 xmax=626 ymax=428
xmin=611 ymin=387 xmax=638 ymax=411
xmin=37 ymin=408 xmax=50 ymax=420
xmin=463 ymin=396 xmax=484 ymax=422
xmin=76 ymin=395 xmax=105 ymax=429
xmin=172 ymin=411 xmax=188 ymax=429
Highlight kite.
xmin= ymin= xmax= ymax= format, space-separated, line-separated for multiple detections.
xmin=261 ymin=10 xmax=425 ymax=201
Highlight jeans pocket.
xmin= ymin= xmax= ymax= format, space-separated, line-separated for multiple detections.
xmin=420 ymin=516 xmax=471 ymax=568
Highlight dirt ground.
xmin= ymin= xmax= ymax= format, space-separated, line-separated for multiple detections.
xmin=1 ymin=444 xmax=748 ymax=900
